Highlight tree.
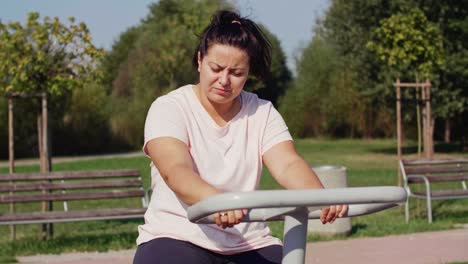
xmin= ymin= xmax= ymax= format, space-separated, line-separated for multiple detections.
xmin=100 ymin=26 xmax=142 ymax=94
xmin=0 ymin=12 xmax=105 ymax=158
xmin=280 ymin=36 xmax=366 ymax=138
xmin=103 ymin=0 xmax=292 ymax=147
xmin=366 ymin=8 xmax=444 ymax=78
xmin=289 ymin=0 xmax=467 ymax=142
xmin=415 ymin=0 xmax=468 ymax=143
xmin=106 ymin=0 xmax=225 ymax=147
xmin=313 ymin=0 xmax=409 ymax=138
xmin=246 ymin=26 xmax=292 ymax=107
xmin=367 ymin=8 xmax=445 ymax=156
xmin=0 ymin=12 xmax=104 ymax=96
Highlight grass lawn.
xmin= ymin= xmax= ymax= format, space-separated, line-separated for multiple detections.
xmin=0 ymin=138 xmax=467 ymax=260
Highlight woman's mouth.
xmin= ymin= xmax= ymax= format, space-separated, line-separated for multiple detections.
xmin=214 ymin=88 xmax=231 ymax=95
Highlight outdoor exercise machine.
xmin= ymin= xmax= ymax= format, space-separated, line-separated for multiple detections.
xmin=188 ymin=186 xmax=407 ymax=264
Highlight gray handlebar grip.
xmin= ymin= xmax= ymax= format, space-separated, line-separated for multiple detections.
xmin=188 ymin=186 xmax=407 ymax=223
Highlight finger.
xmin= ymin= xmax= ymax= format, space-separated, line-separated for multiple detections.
xmin=339 ymin=205 xmax=348 ymax=217
xmin=330 ymin=205 xmax=341 ymax=223
xmin=320 ymin=207 xmax=330 ymax=224
xmin=219 ymin=212 xmax=228 ymax=229
xmin=326 ymin=206 xmax=336 ymax=223
xmin=227 ymin=211 xmax=235 ymax=228
xmin=214 ymin=213 xmax=222 ymax=227
xmin=234 ymin=210 xmax=244 ymax=225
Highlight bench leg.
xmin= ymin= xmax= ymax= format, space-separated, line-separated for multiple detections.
xmin=424 ymin=187 xmax=433 ymax=224
xmin=426 ymin=198 xmax=432 ymax=223
xmin=405 ymin=198 xmax=410 ymax=223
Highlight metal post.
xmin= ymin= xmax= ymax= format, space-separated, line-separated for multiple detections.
xmin=282 ymin=207 xmax=308 ymax=264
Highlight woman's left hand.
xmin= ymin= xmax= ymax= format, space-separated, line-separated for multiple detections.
xmin=214 ymin=209 xmax=248 ymax=229
xmin=320 ymin=205 xmax=348 ymax=224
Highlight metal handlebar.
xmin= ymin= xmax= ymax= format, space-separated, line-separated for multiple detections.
xmin=187 ymin=186 xmax=407 ymax=264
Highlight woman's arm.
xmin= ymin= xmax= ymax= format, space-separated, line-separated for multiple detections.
xmin=146 ymin=137 xmax=245 ymax=228
xmin=146 ymin=137 xmax=219 ymax=205
xmin=262 ymin=140 xmax=324 ymax=190
xmin=263 ymin=140 xmax=348 ymax=223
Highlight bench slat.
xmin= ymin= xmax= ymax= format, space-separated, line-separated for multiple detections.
xmin=413 ymin=189 xmax=468 ymax=198
xmin=403 ymin=159 xmax=468 ymax=165
xmin=0 ymin=180 xmax=143 ymax=192
xmin=405 ymin=166 xmax=468 ymax=175
xmin=0 ymin=190 xmax=145 ymax=203
xmin=407 ymin=174 xmax=468 ymax=183
xmin=0 ymin=208 xmax=147 ymax=225
xmin=0 ymin=170 xmax=140 ymax=181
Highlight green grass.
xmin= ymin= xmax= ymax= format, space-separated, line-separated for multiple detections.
xmin=1 ymin=138 xmax=467 ymax=260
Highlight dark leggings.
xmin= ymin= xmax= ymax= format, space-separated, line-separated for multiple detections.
xmin=133 ymin=237 xmax=282 ymax=264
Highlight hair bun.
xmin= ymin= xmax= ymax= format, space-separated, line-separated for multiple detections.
xmin=212 ymin=10 xmax=241 ymax=26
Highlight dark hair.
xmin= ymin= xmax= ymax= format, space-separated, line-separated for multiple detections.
xmin=192 ymin=10 xmax=272 ymax=81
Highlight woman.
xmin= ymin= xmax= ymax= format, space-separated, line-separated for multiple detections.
xmin=134 ymin=10 xmax=347 ymax=264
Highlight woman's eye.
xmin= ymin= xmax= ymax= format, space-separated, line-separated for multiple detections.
xmin=211 ymin=67 xmax=222 ymax=72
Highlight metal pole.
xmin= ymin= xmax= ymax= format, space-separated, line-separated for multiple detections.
xmin=282 ymin=207 xmax=308 ymax=264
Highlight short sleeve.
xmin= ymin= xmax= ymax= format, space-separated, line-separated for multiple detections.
xmin=261 ymin=104 xmax=293 ymax=155
xmin=143 ymin=98 xmax=188 ymax=155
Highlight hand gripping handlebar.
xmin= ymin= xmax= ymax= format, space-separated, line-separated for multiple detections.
xmin=188 ymin=186 xmax=407 ymax=264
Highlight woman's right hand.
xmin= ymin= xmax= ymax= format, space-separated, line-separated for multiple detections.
xmin=214 ymin=209 xmax=248 ymax=229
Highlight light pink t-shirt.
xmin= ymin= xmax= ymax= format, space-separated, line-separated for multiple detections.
xmin=137 ymin=84 xmax=292 ymax=254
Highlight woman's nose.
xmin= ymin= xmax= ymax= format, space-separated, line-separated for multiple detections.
xmin=218 ymin=71 xmax=230 ymax=86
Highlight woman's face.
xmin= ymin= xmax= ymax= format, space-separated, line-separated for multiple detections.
xmin=197 ymin=44 xmax=250 ymax=105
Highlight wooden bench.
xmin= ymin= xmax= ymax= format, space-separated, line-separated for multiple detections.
xmin=0 ymin=170 xmax=148 ymax=231
xmin=399 ymin=158 xmax=468 ymax=223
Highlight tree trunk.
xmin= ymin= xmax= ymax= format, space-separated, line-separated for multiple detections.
xmin=8 ymin=98 xmax=16 ymax=241
xmin=444 ymin=119 xmax=451 ymax=143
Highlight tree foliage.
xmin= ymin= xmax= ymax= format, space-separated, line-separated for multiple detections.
xmin=105 ymin=0 xmax=224 ymax=147
xmin=0 ymin=13 xmax=109 ymax=158
xmin=282 ymin=0 xmax=467 ymax=141
xmin=367 ymin=8 xmax=444 ymax=78
xmin=0 ymin=12 xmax=104 ymax=96
xmin=103 ymin=0 xmax=292 ymax=147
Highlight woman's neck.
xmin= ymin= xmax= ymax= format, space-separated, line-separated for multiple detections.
xmin=194 ymin=84 xmax=241 ymax=126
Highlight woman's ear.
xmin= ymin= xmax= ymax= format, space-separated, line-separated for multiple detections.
xmin=197 ymin=52 xmax=201 ymax=72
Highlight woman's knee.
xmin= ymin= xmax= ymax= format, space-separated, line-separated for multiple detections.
xmin=133 ymin=238 xmax=218 ymax=264
xmin=228 ymin=245 xmax=283 ymax=264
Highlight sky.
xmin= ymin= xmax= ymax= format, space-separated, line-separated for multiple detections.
xmin=0 ymin=0 xmax=330 ymax=73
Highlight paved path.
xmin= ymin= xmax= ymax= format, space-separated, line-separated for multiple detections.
xmin=0 ymin=151 xmax=144 ymax=168
xmin=17 ymin=228 xmax=468 ymax=264
xmin=306 ymin=228 xmax=468 ymax=264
